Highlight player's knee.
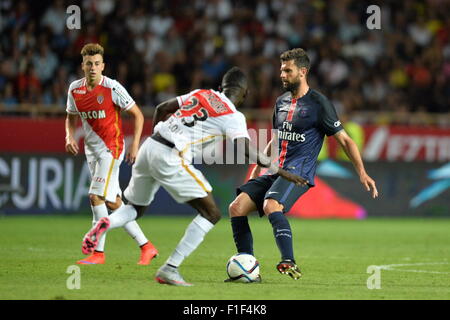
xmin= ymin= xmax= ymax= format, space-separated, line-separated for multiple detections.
xmin=263 ymin=199 xmax=284 ymax=216
xmin=89 ymin=193 xmax=104 ymax=206
xmin=106 ymin=199 xmax=122 ymax=211
xmin=229 ymin=199 xmax=246 ymax=217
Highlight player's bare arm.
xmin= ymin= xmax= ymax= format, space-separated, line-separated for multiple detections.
xmin=333 ymin=129 xmax=378 ymax=198
xmin=249 ymin=136 xmax=275 ymax=180
xmin=235 ymin=137 xmax=308 ymax=186
xmin=65 ymin=113 xmax=79 ymax=155
xmin=152 ymin=98 xmax=179 ymax=130
xmin=125 ymin=104 xmax=144 ymax=164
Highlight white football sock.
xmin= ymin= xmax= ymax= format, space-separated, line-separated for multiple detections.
xmin=108 ymin=204 xmax=137 ymax=229
xmin=166 ymin=215 xmax=214 ymax=267
xmin=91 ymin=204 xmax=109 ymax=252
xmin=109 ymin=202 xmax=148 ymax=246
xmin=108 ymin=203 xmax=148 ymax=247
xmin=124 ymin=220 xmax=148 ymax=247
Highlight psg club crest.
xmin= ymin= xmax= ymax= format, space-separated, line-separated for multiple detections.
xmin=300 ymin=108 xmax=308 ymax=116
xmin=97 ymin=94 xmax=104 ymax=104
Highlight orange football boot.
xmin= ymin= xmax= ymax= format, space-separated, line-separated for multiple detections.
xmin=77 ymin=251 xmax=105 ymax=265
xmin=138 ymin=242 xmax=158 ymax=265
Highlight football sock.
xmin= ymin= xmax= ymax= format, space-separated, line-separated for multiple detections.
xmin=108 ymin=202 xmax=149 ymax=246
xmin=91 ymin=204 xmax=109 ymax=252
xmin=108 ymin=204 xmax=137 ymax=229
xmin=166 ymin=214 xmax=214 ymax=267
xmin=268 ymin=211 xmax=294 ymax=261
xmin=124 ymin=220 xmax=149 ymax=247
xmin=230 ymin=216 xmax=254 ymax=255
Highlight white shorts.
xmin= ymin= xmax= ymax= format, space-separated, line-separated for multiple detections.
xmin=124 ymin=138 xmax=212 ymax=206
xmin=86 ymin=150 xmax=124 ymax=203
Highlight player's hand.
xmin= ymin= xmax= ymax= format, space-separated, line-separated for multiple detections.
xmin=126 ymin=142 xmax=139 ymax=164
xmin=65 ymin=136 xmax=79 ymax=155
xmin=360 ymin=173 xmax=378 ymax=198
xmin=278 ymin=168 xmax=309 ymax=186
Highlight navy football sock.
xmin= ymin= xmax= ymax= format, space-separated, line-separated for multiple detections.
xmin=268 ymin=211 xmax=294 ymax=261
xmin=231 ymin=216 xmax=254 ymax=255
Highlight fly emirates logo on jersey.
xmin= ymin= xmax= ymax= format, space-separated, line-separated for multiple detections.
xmin=279 ymin=121 xmax=306 ymax=142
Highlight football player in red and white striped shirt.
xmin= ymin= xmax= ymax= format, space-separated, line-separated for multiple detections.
xmin=65 ymin=43 xmax=157 ymax=265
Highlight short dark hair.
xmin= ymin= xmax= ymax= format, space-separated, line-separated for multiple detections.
xmin=221 ymin=67 xmax=247 ymax=90
xmin=280 ymin=48 xmax=310 ymax=69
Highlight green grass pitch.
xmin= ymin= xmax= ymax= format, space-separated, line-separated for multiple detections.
xmin=0 ymin=215 xmax=449 ymax=300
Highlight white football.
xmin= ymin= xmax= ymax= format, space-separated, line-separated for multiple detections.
xmin=226 ymin=253 xmax=260 ymax=283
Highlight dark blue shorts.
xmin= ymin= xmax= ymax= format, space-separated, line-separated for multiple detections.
xmin=237 ymin=174 xmax=310 ymax=217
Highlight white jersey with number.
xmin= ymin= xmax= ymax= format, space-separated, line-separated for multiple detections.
xmin=124 ymin=89 xmax=250 ymax=205
xmin=153 ymin=89 xmax=250 ymax=160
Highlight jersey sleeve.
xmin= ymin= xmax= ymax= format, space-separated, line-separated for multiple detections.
xmin=176 ymin=89 xmax=201 ymax=106
xmin=111 ymin=81 xmax=135 ymax=111
xmin=222 ymin=112 xmax=250 ymax=141
xmin=319 ymin=96 xmax=344 ymax=136
xmin=66 ymin=87 xmax=78 ymax=114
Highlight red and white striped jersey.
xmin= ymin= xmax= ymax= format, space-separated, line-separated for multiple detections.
xmin=66 ymin=76 xmax=135 ymax=159
xmin=154 ymin=89 xmax=250 ymax=159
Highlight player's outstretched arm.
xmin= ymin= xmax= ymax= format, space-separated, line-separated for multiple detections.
xmin=152 ymin=98 xmax=179 ymax=130
xmin=65 ymin=114 xmax=79 ymax=155
xmin=125 ymin=104 xmax=144 ymax=164
xmin=249 ymin=136 xmax=276 ymax=180
xmin=234 ymin=137 xmax=309 ymax=186
xmin=333 ymin=130 xmax=379 ymax=198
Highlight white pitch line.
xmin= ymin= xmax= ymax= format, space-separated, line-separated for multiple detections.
xmin=376 ymin=262 xmax=450 ymax=275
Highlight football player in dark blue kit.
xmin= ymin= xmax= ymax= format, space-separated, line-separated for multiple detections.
xmin=227 ymin=48 xmax=378 ymax=281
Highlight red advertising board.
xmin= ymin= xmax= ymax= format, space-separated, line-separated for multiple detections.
xmin=1 ymin=118 xmax=65 ymax=153
xmin=362 ymin=126 xmax=450 ymax=162
xmin=0 ymin=117 xmax=153 ymax=153
xmin=2 ymin=118 xmax=450 ymax=162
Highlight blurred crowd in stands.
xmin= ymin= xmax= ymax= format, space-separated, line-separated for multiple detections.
xmin=0 ymin=0 xmax=449 ymax=124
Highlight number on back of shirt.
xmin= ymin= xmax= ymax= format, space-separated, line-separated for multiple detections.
xmin=175 ymin=96 xmax=209 ymax=127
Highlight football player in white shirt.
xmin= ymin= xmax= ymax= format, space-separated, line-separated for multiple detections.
xmin=65 ymin=43 xmax=157 ymax=265
xmin=80 ymin=67 xmax=308 ymax=286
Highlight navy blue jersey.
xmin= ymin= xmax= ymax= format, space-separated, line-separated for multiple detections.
xmin=272 ymin=88 xmax=344 ymax=186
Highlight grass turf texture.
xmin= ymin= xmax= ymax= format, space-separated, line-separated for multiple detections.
xmin=0 ymin=216 xmax=449 ymax=300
